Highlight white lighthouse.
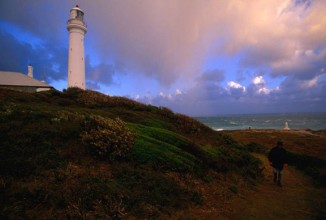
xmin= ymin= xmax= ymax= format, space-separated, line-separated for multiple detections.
xmin=67 ymin=5 xmax=87 ymax=89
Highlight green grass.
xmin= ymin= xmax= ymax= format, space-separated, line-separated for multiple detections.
xmin=132 ymin=124 xmax=190 ymax=148
xmin=127 ymin=124 xmax=200 ymax=172
xmin=202 ymin=146 xmax=221 ymax=157
xmin=141 ymin=118 xmax=172 ymax=130
xmin=131 ymin=135 xmax=199 ymax=172
xmin=0 ymin=88 xmax=262 ymax=219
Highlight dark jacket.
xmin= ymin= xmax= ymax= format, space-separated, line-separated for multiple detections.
xmin=268 ymin=146 xmax=287 ymax=170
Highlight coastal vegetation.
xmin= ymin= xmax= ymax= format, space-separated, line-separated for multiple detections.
xmin=0 ymin=88 xmax=325 ymax=219
xmin=226 ymin=130 xmax=326 ymax=186
xmin=0 ymin=88 xmax=262 ymax=219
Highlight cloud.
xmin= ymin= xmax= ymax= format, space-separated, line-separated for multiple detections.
xmin=0 ymin=0 xmax=70 ymax=43
xmin=85 ymin=1 xmax=226 ymax=85
xmin=231 ymin=0 xmax=326 ymax=81
xmin=2 ymin=0 xmax=325 ymax=85
xmin=175 ymin=89 xmax=182 ymax=95
xmin=0 ymin=30 xmax=67 ymax=83
xmin=300 ymin=75 xmax=319 ymax=89
xmin=1 ymin=0 xmax=325 ymax=115
xmin=253 ymin=76 xmax=265 ymax=85
xmin=251 ymin=75 xmax=270 ymax=94
xmin=227 ymin=81 xmax=246 ymax=99
xmin=144 ymin=71 xmax=326 ymax=115
xmin=271 ymin=48 xmax=326 ymax=80
xmin=86 ymin=81 xmax=101 ymax=91
xmin=228 ymin=81 xmax=245 ymax=90
xmin=196 ymin=69 xmax=225 ymax=83
xmin=86 ymin=60 xmax=115 ymax=86
xmin=99 ymin=0 xmax=325 ymax=87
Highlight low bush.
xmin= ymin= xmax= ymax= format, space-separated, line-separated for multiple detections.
xmin=81 ymin=115 xmax=136 ymax=161
xmin=63 ymin=176 xmax=127 ymax=219
xmin=215 ymin=145 xmax=263 ymax=179
xmin=158 ymin=107 xmax=175 ymax=119
xmin=286 ymin=151 xmax=326 ymax=186
xmin=175 ymin=114 xmax=203 ymax=134
xmin=0 ymin=107 xmax=66 ymax=178
xmin=73 ymin=89 xmax=147 ymax=110
xmin=112 ymin=164 xmax=195 ymax=217
xmin=245 ymin=142 xmax=268 ymax=154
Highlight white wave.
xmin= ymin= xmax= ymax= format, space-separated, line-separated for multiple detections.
xmin=213 ymin=127 xmax=224 ymax=131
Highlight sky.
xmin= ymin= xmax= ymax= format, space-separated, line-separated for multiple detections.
xmin=0 ymin=0 xmax=325 ymax=116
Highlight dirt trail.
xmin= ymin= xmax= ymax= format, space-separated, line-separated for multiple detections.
xmin=227 ymin=154 xmax=326 ymax=219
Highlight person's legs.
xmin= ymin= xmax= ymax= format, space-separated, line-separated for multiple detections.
xmin=273 ymin=168 xmax=283 ymax=186
xmin=273 ymin=168 xmax=278 ymax=183
xmin=277 ymin=169 xmax=283 ymax=187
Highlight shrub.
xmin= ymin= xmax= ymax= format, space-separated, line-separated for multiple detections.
xmin=158 ymin=107 xmax=175 ymax=119
xmin=81 ymin=116 xmax=136 ymax=160
xmin=215 ymin=145 xmax=263 ymax=178
xmin=0 ymin=102 xmax=19 ymax=118
xmin=62 ymin=87 xmax=84 ymax=99
xmin=112 ymin=164 xmax=193 ymax=216
xmin=157 ymin=109 xmax=198 ymax=133
xmin=75 ymin=89 xmax=147 ymax=110
xmin=229 ymin=185 xmax=239 ymax=194
xmin=175 ymin=114 xmax=203 ymax=134
xmin=191 ymin=191 xmax=204 ymax=205
xmin=286 ymin=151 xmax=326 ymax=186
xmin=245 ymin=142 xmax=268 ymax=154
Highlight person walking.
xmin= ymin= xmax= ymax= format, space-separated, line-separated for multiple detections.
xmin=268 ymin=141 xmax=287 ymax=187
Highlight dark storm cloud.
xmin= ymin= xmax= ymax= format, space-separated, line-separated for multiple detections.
xmin=0 ymin=0 xmax=70 ymax=83
xmin=0 ymin=0 xmax=69 ymax=43
xmin=0 ymin=30 xmax=29 ymax=73
xmin=270 ymin=48 xmax=326 ymax=81
xmin=0 ymin=30 xmax=67 ymax=82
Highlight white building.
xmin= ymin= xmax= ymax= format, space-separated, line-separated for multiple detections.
xmin=67 ymin=5 xmax=87 ymax=89
xmin=0 ymin=66 xmax=52 ymax=92
xmin=284 ymin=121 xmax=290 ymax=130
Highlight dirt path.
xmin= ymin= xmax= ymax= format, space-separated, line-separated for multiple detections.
xmin=226 ymin=154 xmax=326 ymax=219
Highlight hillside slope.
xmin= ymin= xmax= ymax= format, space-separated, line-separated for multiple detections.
xmin=228 ymin=153 xmax=326 ymax=219
xmin=0 ymin=88 xmax=262 ymax=219
xmin=225 ymin=130 xmax=326 ymax=219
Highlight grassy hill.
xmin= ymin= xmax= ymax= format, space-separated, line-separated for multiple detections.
xmin=0 ymin=88 xmax=263 ymax=219
xmin=225 ymin=129 xmax=326 ymax=187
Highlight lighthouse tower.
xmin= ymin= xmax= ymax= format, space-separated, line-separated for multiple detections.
xmin=67 ymin=5 xmax=87 ymax=89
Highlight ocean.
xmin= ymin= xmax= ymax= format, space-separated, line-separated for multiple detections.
xmin=196 ymin=112 xmax=326 ymax=131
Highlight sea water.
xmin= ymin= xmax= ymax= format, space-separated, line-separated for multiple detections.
xmin=196 ymin=112 xmax=326 ymax=131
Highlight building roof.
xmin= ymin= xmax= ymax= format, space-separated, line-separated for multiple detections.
xmin=0 ymin=71 xmax=52 ymax=88
xmin=71 ymin=5 xmax=84 ymax=13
